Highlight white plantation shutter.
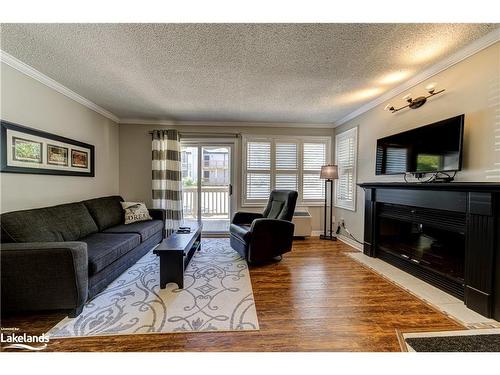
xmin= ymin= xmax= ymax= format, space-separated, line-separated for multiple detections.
xmin=246 ymin=141 xmax=271 ymax=200
xmin=247 ymin=173 xmax=271 ymax=199
xmin=247 ymin=142 xmax=271 ymax=169
xmin=276 ymin=143 xmax=297 ymax=169
xmin=334 ymin=127 xmax=358 ymax=211
xmin=275 ymin=142 xmax=298 ymax=191
xmin=302 ymin=173 xmax=324 ymax=199
xmin=303 ymin=143 xmax=326 ymax=200
xmin=243 ymin=136 xmax=330 ymax=205
xmin=275 ymin=173 xmax=298 ymax=190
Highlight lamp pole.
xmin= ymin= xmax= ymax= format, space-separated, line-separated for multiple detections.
xmin=320 ymin=164 xmax=338 ymax=241
xmin=323 ymin=178 xmax=327 ymax=239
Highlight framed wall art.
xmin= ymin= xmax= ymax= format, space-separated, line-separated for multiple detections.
xmin=1 ymin=120 xmax=95 ymax=177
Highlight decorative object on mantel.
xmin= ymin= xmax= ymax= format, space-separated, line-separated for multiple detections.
xmin=319 ymin=164 xmax=338 ymax=241
xmin=384 ymin=83 xmax=445 ymax=113
xmin=1 ymin=120 xmax=95 ymax=177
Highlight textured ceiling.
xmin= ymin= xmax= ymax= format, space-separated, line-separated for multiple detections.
xmin=1 ymin=24 xmax=498 ymax=123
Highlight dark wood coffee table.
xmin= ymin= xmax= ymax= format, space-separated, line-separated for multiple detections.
xmin=153 ymin=223 xmax=202 ymax=289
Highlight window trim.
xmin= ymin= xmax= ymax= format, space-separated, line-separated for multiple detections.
xmin=334 ymin=126 xmax=358 ymax=211
xmin=242 ymin=134 xmax=331 ymax=207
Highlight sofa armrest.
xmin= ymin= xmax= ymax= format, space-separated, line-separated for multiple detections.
xmin=247 ymin=218 xmax=295 ymax=262
xmin=148 ymin=208 xmax=167 ymax=237
xmin=1 ymin=242 xmax=88 ymax=316
xmin=148 ymin=208 xmax=166 ymax=222
xmin=232 ymin=211 xmax=264 ymax=225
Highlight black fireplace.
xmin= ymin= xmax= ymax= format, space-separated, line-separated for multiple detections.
xmin=359 ymin=182 xmax=500 ymax=319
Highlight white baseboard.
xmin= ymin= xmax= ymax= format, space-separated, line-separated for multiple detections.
xmin=309 ymin=231 xmax=363 ymax=251
xmin=337 ymin=234 xmax=363 ymax=251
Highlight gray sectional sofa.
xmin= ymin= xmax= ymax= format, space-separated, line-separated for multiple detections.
xmin=0 ymin=196 xmax=165 ymax=317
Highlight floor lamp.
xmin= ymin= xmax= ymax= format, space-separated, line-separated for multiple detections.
xmin=320 ymin=164 xmax=338 ymax=241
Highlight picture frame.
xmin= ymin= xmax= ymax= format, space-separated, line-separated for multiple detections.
xmin=1 ymin=120 xmax=95 ymax=177
xmin=71 ymin=149 xmax=88 ymax=169
xmin=12 ymin=137 xmax=43 ymax=164
xmin=47 ymin=144 xmax=69 ymax=166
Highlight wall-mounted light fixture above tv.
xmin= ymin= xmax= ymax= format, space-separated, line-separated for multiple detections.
xmin=375 ymin=114 xmax=464 ymax=178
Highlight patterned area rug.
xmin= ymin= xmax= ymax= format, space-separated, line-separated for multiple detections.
xmin=47 ymin=238 xmax=259 ymax=338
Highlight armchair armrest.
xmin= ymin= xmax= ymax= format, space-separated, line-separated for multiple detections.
xmin=148 ymin=208 xmax=167 ymax=237
xmin=247 ymin=218 xmax=295 ymax=262
xmin=232 ymin=211 xmax=264 ymax=225
xmin=1 ymin=241 xmax=88 ymax=316
xmin=251 ymin=218 xmax=294 ymax=235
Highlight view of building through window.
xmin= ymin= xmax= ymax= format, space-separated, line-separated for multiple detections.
xmin=181 ymin=145 xmax=231 ymax=233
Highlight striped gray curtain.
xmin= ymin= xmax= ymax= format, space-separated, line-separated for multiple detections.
xmin=152 ymin=129 xmax=183 ymax=235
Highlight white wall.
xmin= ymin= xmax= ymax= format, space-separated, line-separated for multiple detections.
xmin=333 ymin=42 xmax=500 ymax=242
xmin=119 ymin=123 xmax=334 ymax=232
xmin=0 ymin=63 xmax=120 ymax=213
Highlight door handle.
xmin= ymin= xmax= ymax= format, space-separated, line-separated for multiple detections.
xmin=229 ymin=184 xmax=233 ymax=196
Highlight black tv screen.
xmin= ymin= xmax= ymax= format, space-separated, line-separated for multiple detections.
xmin=376 ymin=114 xmax=464 ymax=175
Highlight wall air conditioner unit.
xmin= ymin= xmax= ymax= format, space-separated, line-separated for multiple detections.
xmin=292 ymin=209 xmax=312 ymax=238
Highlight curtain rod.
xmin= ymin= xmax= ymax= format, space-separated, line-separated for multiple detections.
xmin=148 ymin=130 xmax=240 ymax=138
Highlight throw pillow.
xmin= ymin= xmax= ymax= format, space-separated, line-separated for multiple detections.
xmin=121 ymin=202 xmax=152 ymax=224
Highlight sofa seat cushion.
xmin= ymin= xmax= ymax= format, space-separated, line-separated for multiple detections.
xmin=103 ymin=220 xmax=164 ymax=242
xmin=230 ymin=224 xmax=252 ymax=242
xmin=82 ymin=233 xmax=141 ymax=275
xmin=1 ymin=202 xmax=98 ymax=243
xmin=82 ymin=196 xmax=124 ymax=231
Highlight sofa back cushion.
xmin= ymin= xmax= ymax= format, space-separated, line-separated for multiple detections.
xmin=1 ymin=202 xmax=98 ymax=243
xmin=82 ymin=196 xmax=124 ymax=231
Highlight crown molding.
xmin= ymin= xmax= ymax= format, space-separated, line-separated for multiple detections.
xmin=0 ymin=50 xmax=120 ymax=123
xmin=119 ymin=118 xmax=334 ymax=129
xmin=2 ymin=27 xmax=498 ymax=129
xmin=119 ymin=118 xmax=176 ymax=126
xmin=334 ymin=28 xmax=500 ymax=127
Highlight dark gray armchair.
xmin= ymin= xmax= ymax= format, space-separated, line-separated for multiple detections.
xmin=230 ymin=190 xmax=298 ymax=263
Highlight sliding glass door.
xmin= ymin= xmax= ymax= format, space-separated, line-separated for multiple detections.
xmin=181 ymin=141 xmax=233 ymax=234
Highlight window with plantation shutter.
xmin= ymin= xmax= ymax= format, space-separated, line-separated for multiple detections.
xmin=302 ymin=142 xmax=326 ymax=200
xmin=242 ymin=136 xmax=330 ymax=206
xmin=334 ymin=127 xmax=358 ymax=211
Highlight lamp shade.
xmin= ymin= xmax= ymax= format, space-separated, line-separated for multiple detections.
xmin=320 ymin=164 xmax=338 ymax=180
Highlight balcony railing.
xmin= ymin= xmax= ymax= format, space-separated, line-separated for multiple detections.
xmin=203 ymin=160 xmax=228 ymax=169
xmin=182 ymin=186 xmax=229 ymax=218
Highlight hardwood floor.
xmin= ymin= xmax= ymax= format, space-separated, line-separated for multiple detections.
xmin=0 ymin=238 xmax=463 ymax=352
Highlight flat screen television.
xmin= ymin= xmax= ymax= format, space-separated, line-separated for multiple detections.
xmin=376 ymin=114 xmax=464 ymax=176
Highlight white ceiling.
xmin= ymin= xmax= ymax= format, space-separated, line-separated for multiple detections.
xmin=1 ymin=23 xmax=498 ymax=124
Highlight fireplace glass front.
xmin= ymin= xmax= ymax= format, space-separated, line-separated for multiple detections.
xmin=378 ymin=217 xmax=465 ymax=283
